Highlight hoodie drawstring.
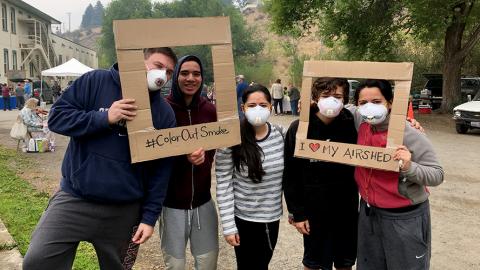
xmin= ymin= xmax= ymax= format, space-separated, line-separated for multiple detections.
xmin=196 ymin=207 xmax=201 ymax=230
xmin=186 ymin=208 xmax=201 ymax=230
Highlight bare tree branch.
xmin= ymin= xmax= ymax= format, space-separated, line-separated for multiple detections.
xmin=460 ymin=23 xmax=480 ymax=59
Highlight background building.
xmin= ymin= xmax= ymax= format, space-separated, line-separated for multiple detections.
xmin=0 ymin=0 xmax=97 ymax=84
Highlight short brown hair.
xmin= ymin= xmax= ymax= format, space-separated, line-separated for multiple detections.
xmin=311 ymin=77 xmax=349 ymax=104
xmin=143 ymin=47 xmax=177 ymax=65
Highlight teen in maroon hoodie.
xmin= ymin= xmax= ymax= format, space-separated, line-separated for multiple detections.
xmin=160 ymin=55 xmax=218 ymax=269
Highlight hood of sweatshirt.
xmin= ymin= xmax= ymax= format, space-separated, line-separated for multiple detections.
xmin=167 ymin=55 xmax=205 ymax=109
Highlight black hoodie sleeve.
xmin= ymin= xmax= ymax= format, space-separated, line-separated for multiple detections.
xmin=283 ymin=120 xmax=308 ymax=222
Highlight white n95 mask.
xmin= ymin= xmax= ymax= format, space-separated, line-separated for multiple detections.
xmin=358 ymin=102 xmax=388 ymax=125
xmin=245 ymin=106 xmax=271 ymax=126
xmin=147 ymin=69 xmax=167 ymax=91
xmin=317 ymin=96 xmax=343 ymax=118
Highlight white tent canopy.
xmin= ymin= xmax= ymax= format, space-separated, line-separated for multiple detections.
xmin=41 ymin=58 xmax=94 ymax=77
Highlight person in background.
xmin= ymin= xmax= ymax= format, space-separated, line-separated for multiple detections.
xmin=24 ymin=80 xmax=32 ymax=99
xmin=201 ymin=83 xmax=208 ymax=98
xmin=271 ymin=79 xmax=283 ymax=115
xmin=353 ymin=79 xmax=444 ymax=270
xmin=161 ymin=55 xmax=218 ymax=270
xmin=2 ymin=83 xmax=11 ymax=111
xmin=20 ymin=98 xmax=44 ymax=133
xmin=207 ymin=83 xmax=216 ymax=104
xmin=52 ymin=81 xmax=61 ymax=103
xmin=287 ymin=83 xmax=300 ymax=116
xmin=236 ymin=75 xmax=248 ymax=119
xmin=284 ymin=78 xmax=358 ymax=270
xmin=216 ymin=84 xmax=285 ymax=270
xmin=23 ymin=47 xmax=177 ymax=270
xmin=15 ymin=83 xmax=25 ymax=110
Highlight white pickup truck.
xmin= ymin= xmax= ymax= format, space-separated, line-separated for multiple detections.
xmin=453 ymin=91 xmax=480 ymax=134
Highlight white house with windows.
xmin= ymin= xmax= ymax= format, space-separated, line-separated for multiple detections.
xmin=0 ymin=0 xmax=97 ymax=84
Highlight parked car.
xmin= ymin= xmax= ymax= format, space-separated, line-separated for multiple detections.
xmin=33 ymin=80 xmax=53 ymax=104
xmin=452 ymin=91 xmax=480 ymax=134
xmin=417 ymin=74 xmax=480 ymax=110
xmin=348 ymin=79 xmax=360 ymax=103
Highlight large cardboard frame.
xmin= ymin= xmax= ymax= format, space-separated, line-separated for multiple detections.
xmin=294 ymin=60 xmax=414 ymax=171
xmin=113 ymin=17 xmax=240 ymax=163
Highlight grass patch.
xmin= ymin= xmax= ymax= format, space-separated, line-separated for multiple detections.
xmin=0 ymin=146 xmax=99 ymax=269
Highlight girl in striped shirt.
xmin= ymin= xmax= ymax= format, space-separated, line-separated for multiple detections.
xmin=216 ymin=84 xmax=285 ymax=270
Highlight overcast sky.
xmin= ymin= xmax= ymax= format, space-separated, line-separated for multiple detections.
xmin=22 ymin=0 xmax=167 ymax=32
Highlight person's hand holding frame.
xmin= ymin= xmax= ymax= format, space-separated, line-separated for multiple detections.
xmin=114 ymin=17 xmax=241 ymax=163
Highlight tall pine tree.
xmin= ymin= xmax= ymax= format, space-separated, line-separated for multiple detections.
xmin=80 ymin=4 xmax=94 ymax=29
xmin=93 ymin=1 xmax=104 ymax=27
xmin=81 ymin=1 xmax=104 ymax=29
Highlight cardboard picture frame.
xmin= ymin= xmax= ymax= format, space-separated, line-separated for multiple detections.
xmin=113 ymin=17 xmax=240 ymax=163
xmin=294 ymin=60 xmax=414 ymax=171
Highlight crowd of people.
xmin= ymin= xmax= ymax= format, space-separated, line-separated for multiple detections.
xmin=20 ymin=46 xmax=443 ymax=270
xmin=4 ymin=80 xmax=60 ymax=152
xmin=234 ymin=76 xmax=301 ymax=117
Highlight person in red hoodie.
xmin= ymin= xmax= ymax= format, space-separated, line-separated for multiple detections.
xmin=161 ymin=55 xmax=218 ymax=270
xmin=353 ymin=79 xmax=443 ymax=270
xmin=2 ymin=83 xmax=11 ymax=111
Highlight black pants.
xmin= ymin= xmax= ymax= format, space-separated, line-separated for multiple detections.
xmin=23 ymin=191 xmax=141 ymax=270
xmin=16 ymin=96 xmax=25 ymax=109
xmin=3 ymin=96 xmax=11 ymax=110
xmin=234 ymin=216 xmax=279 ymax=270
xmin=273 ymin=98 xmax=283 ymax=114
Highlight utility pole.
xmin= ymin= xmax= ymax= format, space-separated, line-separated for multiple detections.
xmin=67 ymin=12 xmax=71 ymax=32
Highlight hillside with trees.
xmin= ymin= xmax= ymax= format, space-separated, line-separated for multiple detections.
xmin=81 ymin=1 xmax=104 ymax=29
xmin=99 ymin=0 xmax=271 ymax=84
xmin=56 ymin=1 xmax=104 ymax=51
xmin=264 ymin=0 xmax=480 ymax=111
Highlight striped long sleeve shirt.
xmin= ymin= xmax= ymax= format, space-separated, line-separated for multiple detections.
xmin=215 ymin=123 xmax=285 ymax=236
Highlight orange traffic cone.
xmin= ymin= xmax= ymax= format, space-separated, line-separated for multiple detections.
xmin=407 ymin=100 xmax=414 ymax=120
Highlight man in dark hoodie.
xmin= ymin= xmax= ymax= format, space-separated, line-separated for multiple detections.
xmin=23 ymin=47 xmax=178 ymax=270
xmin=160 ymin=55 xmax=218 ymax=269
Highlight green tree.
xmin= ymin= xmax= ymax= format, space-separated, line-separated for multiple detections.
xmin=152 ymin=0 xmax=263 ymax=57
xmin=235 ymin=56 xmax=274 ymax=86
xmin=265 ymin=0 xmax=480 ymax=111
xmin=80 ymin=4 xmax=94 ymax=29
xmin=98 ymin=0 xmax=263 ymax=81
xmin=98 ymin=0 xmax=152 ymax=67
xmin=93 ymin=1 xmax=104 ymax=27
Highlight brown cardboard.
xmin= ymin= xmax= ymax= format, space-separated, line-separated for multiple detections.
xmin=114 ymin=17 xmax=240 ymax=163
xmin=294 ymin=60 xmax=414 ymax=171
xmin=114 ymin=17 xmax=232 ymax=49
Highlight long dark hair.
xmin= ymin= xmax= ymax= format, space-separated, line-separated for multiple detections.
xmin=231 ymin=84 xmax=272 ymax=183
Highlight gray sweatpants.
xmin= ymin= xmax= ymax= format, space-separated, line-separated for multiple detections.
xmin=357 ymin=200 xmax=431 ymax=270
xmin=23 ymin=191 xmax=141 ymax=270
xmin=159 ymin=199 xmax=219 ymax=270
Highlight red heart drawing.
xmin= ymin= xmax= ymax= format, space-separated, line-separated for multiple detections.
xmin=309 ymin=143 xmax=320 ymax=152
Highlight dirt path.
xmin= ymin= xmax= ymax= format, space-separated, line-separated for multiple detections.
xmin=0 ymin=110 xmax=479 ymax=269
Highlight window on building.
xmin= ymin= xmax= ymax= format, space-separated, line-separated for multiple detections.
xmin=1 ymin=4 xmax=7 ymax=32
xmin=58 ymin=54 xmax=63 ymax=63
xmin=36 ymin=55 xmax=40 ymax=71
xmin=4 ymin=49 xmax=9 ymax=74
xmin=29 ymin=62 xmax=34 ymax=77
xmin=21 ymin=52 xmax=25 ymax=70
xmin=12 ymin=50 xmax=17 ymax=70
xmin=10 ymin=7 xmax=15 ymax=34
